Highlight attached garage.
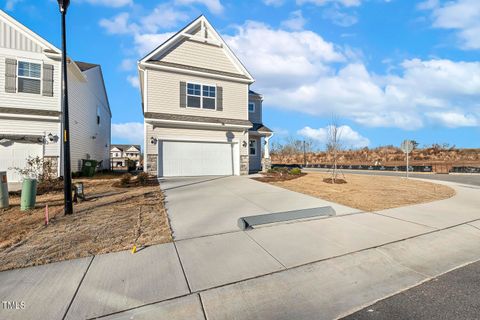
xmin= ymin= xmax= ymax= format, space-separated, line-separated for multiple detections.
xmin=158 ymin=140 xmax=239 ymax=177
xmin=0 ymin=141 xmax=43 ymax=182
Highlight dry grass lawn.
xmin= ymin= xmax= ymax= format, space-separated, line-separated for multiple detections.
xmin=0 ymin=176 xmax=171 ymax=272
xmin=269 ymin=172 xmax=455 ymax=212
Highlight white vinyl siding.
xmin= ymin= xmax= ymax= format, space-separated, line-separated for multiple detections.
xmin=145 ymin=123 xmax=248 ymax=157
xmin=0 ymin=20 xmax=43 ymax=53
xmin=147 ymin=69 xmax=248 ymax=119
xmin=68 ymin=66 xmax=111 ymax=172
xmin=0 ymin=118 xmax=60 ymax=157
xmin=161 ymin=39 xmax=240 ymax=74
xmin=0 ymin=56 xmax=61 ymax=112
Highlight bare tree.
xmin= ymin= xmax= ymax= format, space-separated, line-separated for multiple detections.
xmin=326 ymin=115 xmax=345 ymax=183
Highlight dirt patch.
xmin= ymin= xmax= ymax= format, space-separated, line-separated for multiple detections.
xmin=265 ymin=172 xmax=455 ymax=212
xmin=0 ymin=176 xmax=171 ymax=272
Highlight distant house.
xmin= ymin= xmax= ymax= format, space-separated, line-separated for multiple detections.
xmin=110 ymin=145 xmax=141 ymax=168
xmin=138 ymin=16 xmax=273 ymax=177
xmin=0 ymin=10 xmax=112 ymax=182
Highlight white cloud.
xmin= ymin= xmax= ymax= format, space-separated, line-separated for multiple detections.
xmin=76 ymin=0 xmax=133 ymax=7
xmin=120 ymin=59 xmax=136 ymax=71
xmin=174 ymin=0 xmax=224 ymax=14
xmin=421 ymin=0 xmax=480 ymax=49
xmin=112 ymin=122 xmax=144 ymax=146
xmin=141 ymin=4 xmax=190 ymax=33
xmin=322 ymin=6 xmax=358 ymax=27
xmin=281 ymin=10 xmax=307 ymax=31
xmin=263 ymin=0 xmax=284 ymax=6
xmin=4 ymin=0 xmax=22 ymax=11
xmin=298 ymin=125 xmax=370 ymax=148
xmin=127 ymin=75 xmax=139 ymax=88
xmin=297 ymin=0 xmax=362 ymax=7
xmin=134 ymin=32 xmax=175 ymax=57
xmin=426 ymin=112 xmax=478 ymax=128
xmin=99 ymin=13 xmax=138 ymax=35
xmin=225 ymin=21 xmax=480 ymax=130
xmin=224 ymin=21 xmax=344 ymax=90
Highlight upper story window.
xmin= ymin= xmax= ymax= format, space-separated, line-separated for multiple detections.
xmin=248 ymin=102 xmax=255 ymax=113
xmin=187 ymin=83 xmax=216 ymax=110
xmin=97 ymin=106 xmax=101 ymax=126
xmin=18 ymin=61 xmax=41 ymax=94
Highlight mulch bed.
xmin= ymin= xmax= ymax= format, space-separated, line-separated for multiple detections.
xmin=253 ymin=173 xmax=306 ymax=183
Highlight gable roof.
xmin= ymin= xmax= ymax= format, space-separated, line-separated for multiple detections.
xmin=0 ymin=9 xmax=61 ymax=55
xmin=75 ymin=61 xmax=99 ymax=72
xmin=139 ymin=15 xmax=254 ymax=84
xmin=111 ymin=144 xmax=141 ymax=152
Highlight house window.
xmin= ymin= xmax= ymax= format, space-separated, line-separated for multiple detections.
xmin=187 ymin=83 xmax=216 ymax=110
xmin=97 ymin=107 xmax=101 ymax=126
xmin=249 ymin=139 xmax=257 ymax=156
xmin=18 ymin=61 xmax=41 ymax=94
xmin=248 ymin=102 xmax=255 ymax=113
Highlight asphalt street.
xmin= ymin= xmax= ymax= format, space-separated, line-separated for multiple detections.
xmin=342 ymin=259 xmax=480 ymax=320
xmin=304 ymin=168 xmax=480 ymax=186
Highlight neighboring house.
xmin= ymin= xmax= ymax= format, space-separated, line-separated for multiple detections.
xmin=138 ymin=15 xmax=273 ymax=177
xmin=110 ymin=144 xmax=141 ymax=167
xmin=0 ymin=10 xmax=111 ymax=182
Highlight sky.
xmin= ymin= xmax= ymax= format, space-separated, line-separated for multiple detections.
xmin=4 ymin=0 xmax=480 ymax=150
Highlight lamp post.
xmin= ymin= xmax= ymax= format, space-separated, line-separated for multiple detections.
xmin=58 ymin=0 xmax=73 ymax=215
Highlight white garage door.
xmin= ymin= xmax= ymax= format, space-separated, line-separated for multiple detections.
xmin=0 ymin=142 xmax=43 ymax=182
xmin=159 ymin=141 xmax=237 ymax=177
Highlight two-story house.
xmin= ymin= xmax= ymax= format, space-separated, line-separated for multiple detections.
xmin=110 ymin=144 xmax=141 ymax=168
xmin=138 ymin=16 xmax=273 ymax=177
xmin=0 ymin=10 xmax=111 ymax=182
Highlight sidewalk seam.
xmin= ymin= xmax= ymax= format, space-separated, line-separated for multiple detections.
xmin=198 ymin=293 xmax=209 ymax=320
xmin=61 ymin=256 xmax=95 ymax=320
xmin=174 ymin=241 xmax=192 ymax=293
xmin=373 ymin=212 xmax=439 ymax=229
xmin=243 ymin=231 xmax=287 ymax=269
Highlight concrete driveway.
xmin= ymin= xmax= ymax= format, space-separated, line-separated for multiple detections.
xmin=160 ymin=175 xmax=358 ymax=240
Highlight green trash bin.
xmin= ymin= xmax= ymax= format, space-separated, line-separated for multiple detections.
xmin=20 ymin=178 xmax=37 ymax=211
xmin=0 ymin=171 xmax=9 ymax=209
xmin=81 ymin=160 xmax=98 ymax=177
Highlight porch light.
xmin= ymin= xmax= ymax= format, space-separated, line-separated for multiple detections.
xmin=150 ymin=137 xmax=158 ymax=144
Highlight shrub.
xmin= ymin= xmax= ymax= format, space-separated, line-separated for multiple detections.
xmin=289 ymin=168 xmax=302 ymax=175
xmin=137 ymin=172 xmax=149 ymax=186
xmin=120 ymin=173 xmax=132 ymax=186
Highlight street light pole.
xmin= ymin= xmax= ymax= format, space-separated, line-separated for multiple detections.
xmin=58 ymin=0 xmax=73 ymax=215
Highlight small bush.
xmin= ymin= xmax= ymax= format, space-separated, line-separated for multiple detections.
xmin=120 ymin=173 xmax=132 ymax=186
xmin=137 ymin=172 xmax=149 ymax=186
xmin=289 ymin=168 xmax=302 ymax=175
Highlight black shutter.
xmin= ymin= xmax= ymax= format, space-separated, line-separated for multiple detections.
xmin=180 ymin=81 xmax=186 ymax=108
xmin=5 ymin=58 xmax=17 ymax=93
xmin=216 ymin=86 xmax=223 ymax=111
xmin=42 ymin=64 xmax=54 ymax=97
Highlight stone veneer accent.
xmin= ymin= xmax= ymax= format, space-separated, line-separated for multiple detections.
xmin=147 ymin=154 xmax=158 ymax=176
xmin=262 ymin=158 xmax=272 ymax=172
xmin=240 ymin=155 xmax=249 ymax=175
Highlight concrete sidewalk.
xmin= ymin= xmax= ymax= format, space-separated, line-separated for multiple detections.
xmin=1 ymin=179 xmax=479 ymax=320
